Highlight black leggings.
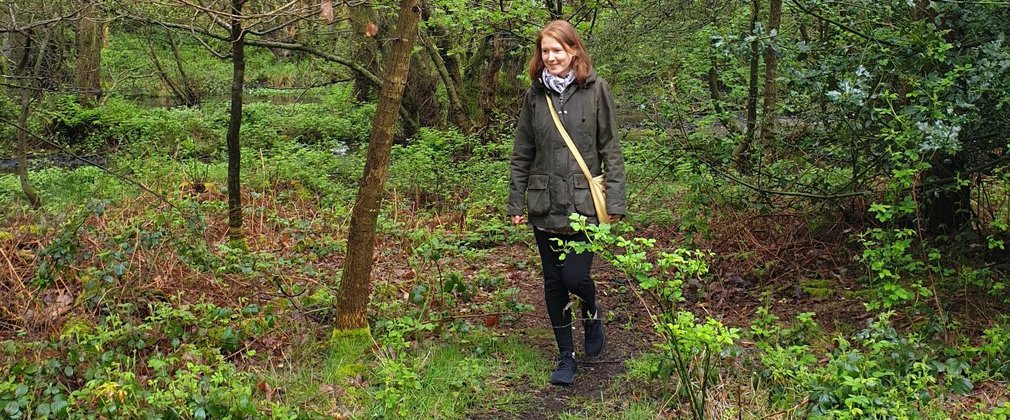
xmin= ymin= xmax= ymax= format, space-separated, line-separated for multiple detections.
xmin=533 ymin=228 xmax=597 ymax=354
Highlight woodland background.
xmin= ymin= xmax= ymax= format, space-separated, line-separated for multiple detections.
xmin=1 ymin=0 xmax=1010 ymax=418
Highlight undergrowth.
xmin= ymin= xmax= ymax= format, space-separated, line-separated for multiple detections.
xmin=2 ymin=90 xmax=1010 ymax=417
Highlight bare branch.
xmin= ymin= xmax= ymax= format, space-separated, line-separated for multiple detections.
xmin=0 ymin=4 xmax=89 ymax=34
xmin=154 ymin=0 xmax=302 ymax=21
xmin=246 ymin=10 xmax=318 ymax=37
xmin=787 ymin=0 xmax=901 ymax=48
xmin=127 ymin=14 xmax=381 ymax=85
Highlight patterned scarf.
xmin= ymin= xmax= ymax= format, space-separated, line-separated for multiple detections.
xmin=542 ymin=68 xmax=575 ymax=94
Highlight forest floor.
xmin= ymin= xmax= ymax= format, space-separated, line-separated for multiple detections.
xmin=4 ymin=134 xmax=1010 ymax=417
xmin=5 ymin=189 xmax=1010 ymax=417
xmin=490 ymin=245 xmax=656 ymax=419
xmin=451 ymin=211 xmax=876 ymax=418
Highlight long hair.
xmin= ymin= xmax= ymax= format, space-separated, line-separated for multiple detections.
xmin=527 ymin=20 xmax=594 ymax=87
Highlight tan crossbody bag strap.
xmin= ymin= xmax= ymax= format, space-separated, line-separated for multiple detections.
xmin=544 ymin=93 xmax=610 ymax=223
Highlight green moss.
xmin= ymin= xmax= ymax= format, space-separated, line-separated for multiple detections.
xmin=327 ymin=328 xmax=373 ymax=381
xmin=800 ymin=278 xmax=837 ymax=299
xmin=226 ymin=237 xmax=250 ymax=252
xmin=59 ymin=315 xmax=95 ymax=341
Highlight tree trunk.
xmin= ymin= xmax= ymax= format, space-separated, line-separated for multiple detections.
xmin=13 ymin=30 xmax=49 ymax=208
xmin=349 ymin=1 xmax=380 ymax=101
xmin=422 ymin=30 xmax=468 ymax=130
xmin=165 ymin=28 xmax=199 ymax=106
xmin=923 ymin=159 xmax=972 ymax=233
xmin=545 ymin=0 xmax=563 ymax=19
xmin=16 ymin=100 xmax=39 ymax=208
xmin=734 ymin=0 xmax=761 ymax=174
xmin=401 ymin=52 xmax=439 ymax=137
xmin=227 ymin=0 xmax=246 ymax=238
xmin=143 ymin=26 xmax=195 ymax=106
xmin=707 ymin=56 xmax=740 ymax=138
xmin=479 ymin=32 xmax=504 ymax=132
xmin=335 ymin=0 xmax=422 ymax=331
xmin=76 ymin=0 xmax=104 ymax=107
xmin=759 ymin=0 xmax=782 ymax=150
xmin=435 ymin=28 xmax=462 ymax=89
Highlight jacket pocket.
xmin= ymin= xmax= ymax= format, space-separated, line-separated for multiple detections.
xmin=571 ymin=174 xmax=595 ymax=216
xmin=527 ymin=174 xmax=550 ymax=216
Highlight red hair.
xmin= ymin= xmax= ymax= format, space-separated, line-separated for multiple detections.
xmin=527 ymin=20 xmax=594 ymax=87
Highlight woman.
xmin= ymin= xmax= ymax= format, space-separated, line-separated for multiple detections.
xmin=507 ymin=20 xmax=627 ymax=386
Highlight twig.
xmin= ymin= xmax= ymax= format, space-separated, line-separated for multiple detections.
xmin=580 ymin=359 xmax=626 ymax=364
xmin=787 ymin=0 xmax=901 ymax=48
xmin=0 ymin=248 xmax=24 ymax=292
xmin=436 ymin=311 xmax=521 ymax=322
xmin=0 ymin=4 xmax=90 ymax=34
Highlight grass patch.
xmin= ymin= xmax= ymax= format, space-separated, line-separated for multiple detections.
xmin=372 ymin=334 xmax=549 ymax=418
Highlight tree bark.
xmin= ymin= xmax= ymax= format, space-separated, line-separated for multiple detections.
xmin=435 ymin=27 xmax=462 ymax=89
xmin=165 ymin=28 xmax=199 ymax=106
xmin=348 ymin=0 xmax=380 ymax=101
xmin=15 ymin=99 xmax=39 ymax=208
xmin=759 ymin=0 xmax=781 ymax=150
xmin=546 ymin=0 xmax=563 ymax=19
xmin=12 ymin=30 xmax=49 ymax=208
xmin=923 ymin=160 xmax=972 ymax=233
xmin=479 ymin=31 xmax=504 ymax=132
xmin=335 ymin=0 xmax=422 ymax=330
xmin=226 ymin=0 xmax=246 ymax=238
xmin=76 ymin=0 xmax=103 ymax=107
xmin=733 ymin=0 xmax=761 ymax=174
xmin=707 ymin=56 xmax=740 ymax=139
xmin=399 ymin=52 xmax=438 ymax=139
xmin=422 ymin=30 xmax=468 ymax=130
xmin=144 ymin=27 xmax=198 ymax=107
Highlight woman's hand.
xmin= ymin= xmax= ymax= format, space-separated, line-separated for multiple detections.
xmin=511 ymin=215 xmax=527 ymax=225
xmin=608 ymin=214 xmax=624 ymax=223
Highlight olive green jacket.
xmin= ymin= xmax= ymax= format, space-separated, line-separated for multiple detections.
xmin=507 ymin=71 xmax=627 ymax=229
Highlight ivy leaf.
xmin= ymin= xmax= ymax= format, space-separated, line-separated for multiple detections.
xmin=409 ymin=283 xmax=428 ymax=305
xmin=3 ymin=403 xmax=20 ymax=418
xmin=951 ymin=376 xmax=973 ymax=395
xmin=50 ymin=397 xmax=69 ymax=414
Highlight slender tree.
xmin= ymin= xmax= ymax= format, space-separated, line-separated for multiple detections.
xmin=226 ymin=0 xmax=247 ymax=239
xmin=128 ymin=0 xmax=322 ymax=237
xmin=733 ymin=0 xmax=761 ymax=174
xmin=759 ymin=0 xmax=782 ymax=150
xmin=1 ymin=2 xmax=74 ymax=208
xmin=335 ymin=0 xmax=422 ymax=330
xmin=76 ymin=0 xmax=104 ymax=107
xmin=14 ymin=31 xmax=50 ymax=208
xmin=422 ymin=29 xmax=469 ymax=130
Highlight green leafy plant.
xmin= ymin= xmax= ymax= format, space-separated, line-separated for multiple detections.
xmin=559 ymin=214 xmax=739 ymax=419
xmin=758 ymin=312 xmax=971 ymax=418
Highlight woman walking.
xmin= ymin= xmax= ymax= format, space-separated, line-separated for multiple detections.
xmin=507 ymin=20 xmax=627 ymax=386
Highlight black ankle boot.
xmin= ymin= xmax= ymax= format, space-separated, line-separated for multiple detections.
xmin=550 ymin=352 xmax=577 ymax=386
xmin=584 ymin=307 xmax=605 ymax=357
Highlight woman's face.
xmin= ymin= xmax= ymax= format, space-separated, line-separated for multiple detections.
xmin=540 ymin=35 xmax=573 ymax=76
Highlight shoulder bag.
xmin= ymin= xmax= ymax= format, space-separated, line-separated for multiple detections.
xmin=544 ymin=93 xmax=610 ymax=223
